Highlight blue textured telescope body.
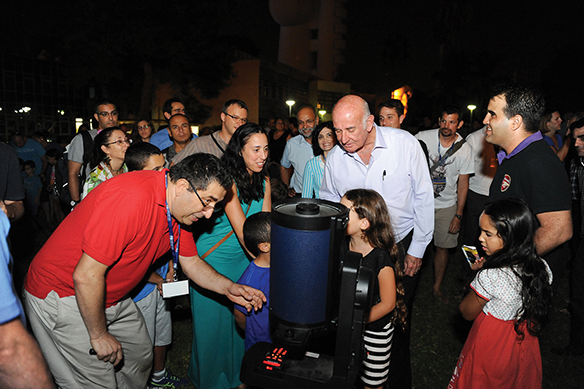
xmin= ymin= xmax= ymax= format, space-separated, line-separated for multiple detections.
xmin=241 ymin=198 xmax=374 ymax=389
xmin=270 ymin=199 xmax=348 ymax=333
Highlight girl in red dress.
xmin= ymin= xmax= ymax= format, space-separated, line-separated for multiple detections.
xmin=449 ymin=198 xmax=553 ymax=389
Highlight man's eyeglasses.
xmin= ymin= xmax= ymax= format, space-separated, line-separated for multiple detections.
xmin=189 ymin=182 xmax=222 ymax=213
xmin=105 ymin=139 xmax=131 ymax=146
xmin=97 ymin=111 xmax=118 ymax=117
xmin=224 ymin=112 xmax=248 ymax=124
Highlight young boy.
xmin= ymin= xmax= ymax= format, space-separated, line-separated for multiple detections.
xmin=234 ymin=212 xmax=272 ymax=351
xmin=126 ymin=142 xmax=189 ymax=388
xmin=124 ymin=142 xmax=166 ymax=172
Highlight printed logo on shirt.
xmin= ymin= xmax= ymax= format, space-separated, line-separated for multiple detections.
xmin=501 ymin=174 xmax=511 ymax=192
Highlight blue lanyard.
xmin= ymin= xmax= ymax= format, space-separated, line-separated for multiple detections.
xmin=438 ymin=133 xmax=455 ymax=165
xmin=165 ymin=171 xmax=180 ymax=280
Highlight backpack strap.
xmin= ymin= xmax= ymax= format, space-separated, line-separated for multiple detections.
xmin=79 ymin=130 xmax=94 ymax=186
xmin=429 ymin=139 xmax=466 ymax=174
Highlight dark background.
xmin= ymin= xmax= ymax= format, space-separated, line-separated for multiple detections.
xmin=2 ymin=0 xmax=583 ymax=119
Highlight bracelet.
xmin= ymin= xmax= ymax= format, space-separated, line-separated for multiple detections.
xmin=455 ymin=214 xmax=463 ymax=220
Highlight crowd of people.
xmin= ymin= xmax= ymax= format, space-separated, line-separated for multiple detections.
xmin=1 ymin=85 xmax=584 ymax=389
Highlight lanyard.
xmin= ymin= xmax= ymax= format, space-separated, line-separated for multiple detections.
xmin=438 ymin=132 xmax=455 ymax=165
xmin=165 ymin=171 xmax=180 ymax=280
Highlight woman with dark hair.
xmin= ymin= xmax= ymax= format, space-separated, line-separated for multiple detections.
xmin=450 ymin=198 xmax=553 ymax=388
xmin=189 ymin=123 xmax=271 ymax=389
xmin=131 ymin=118 xmax=156 ymax=143
xmin=81 ymin=127 xmax=129 ymax=199
xmin=302 ymin=121 xmax=336 ymax=198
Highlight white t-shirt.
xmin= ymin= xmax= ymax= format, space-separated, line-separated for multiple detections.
xmin=466 ymin=127 xmax=497 ymax=196
xmin=415 ymin=129 xmax=474 ymax=208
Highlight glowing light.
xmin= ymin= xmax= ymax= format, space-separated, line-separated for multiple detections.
xmin=15 ymin=106 xmax=32 ymax=113
xmin=286 ymin=100 xmax=296 ymax=117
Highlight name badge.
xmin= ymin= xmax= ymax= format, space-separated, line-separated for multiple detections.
xmin=162 ymin=280 xmax=189 ymax=298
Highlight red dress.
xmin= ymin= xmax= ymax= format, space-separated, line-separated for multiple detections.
xmin=448 ymin=311 xmax=542 ymax=389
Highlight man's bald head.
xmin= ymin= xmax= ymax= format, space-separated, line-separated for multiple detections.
xmin=332 ymin=95 xmax=375 ymax=154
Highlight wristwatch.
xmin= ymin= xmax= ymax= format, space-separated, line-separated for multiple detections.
xmin=454 ymin=214 xmax=463 ymax=220
xmin=70 ymin=200 xmax=80 ymax=207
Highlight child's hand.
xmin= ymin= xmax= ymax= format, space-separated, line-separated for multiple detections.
xmin=166 ymin=267 xmax=176 ymax=282
xmin=471 ymin=257 xmax=485 ymax=271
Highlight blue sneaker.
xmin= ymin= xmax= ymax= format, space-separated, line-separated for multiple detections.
xmin=148 ymin=369 xmax=190 ymax=388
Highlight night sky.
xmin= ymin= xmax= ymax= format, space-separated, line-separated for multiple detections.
xmin=2 ymin=0 xmax=583 ymax=116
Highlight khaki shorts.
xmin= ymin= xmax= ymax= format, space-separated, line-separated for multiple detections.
xmin=434 ymin=204 xmax=459 ymax=248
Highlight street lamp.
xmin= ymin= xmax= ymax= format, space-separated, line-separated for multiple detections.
xmin=286 ymin=100 xmax=295 ymax=117
xmin=318 ymin=109 xmax=326 ymax=119
xmin=467 ymin=105 xmax=477 ymax=129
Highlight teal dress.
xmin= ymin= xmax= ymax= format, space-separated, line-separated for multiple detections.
xmin=188 ymin=187 xmax=264 ymax=389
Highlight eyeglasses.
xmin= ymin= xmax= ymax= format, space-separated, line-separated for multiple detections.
xmin=105 ymin=139 xmax=131 ymax=146
xmin=137 ymin=125 xmax=150 ymax=130
xmin=97 ymin=111 xmax=118 ymax=117
xmin=224 ymin=112 xmax=248 ymax=124
xmin=189 ymin=182 xmax=222 ymax=213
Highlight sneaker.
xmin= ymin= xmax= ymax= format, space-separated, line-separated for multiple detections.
xmin=148 ymin=369 xmax=190 ymax=388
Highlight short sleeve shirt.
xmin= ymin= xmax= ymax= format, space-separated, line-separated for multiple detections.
xmin=11 ymin=138 xmax=46 ymax=176
xmin=471 ymin=260 xmax=552 ymax=321
xmin=361 ymin=247 xmax=395 ymax=331
xmin=67 ymin=129 xmax=98 ymax=177
xmin=25 ymin=170 xmax=198 ymax=307
xmin=489 ymin=140 xmax=571 ymax=215
xmin=280 ymin=135 xmax=314 ymax=192
xmin=415 ymin=129 xmax=474 ymax=208
xmin=234 ymin=262 xmax=271 ymax=350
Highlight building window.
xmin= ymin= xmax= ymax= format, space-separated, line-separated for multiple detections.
xmin=310 ymin=51 xmax=318 ymax=70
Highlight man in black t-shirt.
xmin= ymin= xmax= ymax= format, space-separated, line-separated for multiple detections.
xmin=484 ymin=85 xmax=572 ymax=286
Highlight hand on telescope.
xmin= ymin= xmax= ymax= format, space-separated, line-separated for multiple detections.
xmin=228 ymin=283 xmax=267 ymax=313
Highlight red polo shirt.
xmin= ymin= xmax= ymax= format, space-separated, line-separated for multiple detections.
xmin=25 ymin=170 xmax=197 ymax=307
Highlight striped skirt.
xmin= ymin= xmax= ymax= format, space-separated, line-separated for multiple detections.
xmin=360 ymin=321 xmax=395 ymax=388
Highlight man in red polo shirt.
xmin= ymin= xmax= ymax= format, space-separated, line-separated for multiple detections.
xmin=24 ymin=154 xmax=265 ymax=388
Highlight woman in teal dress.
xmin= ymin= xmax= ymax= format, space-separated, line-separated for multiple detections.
xmin=189 ymin=123 xmax=271 ymax=389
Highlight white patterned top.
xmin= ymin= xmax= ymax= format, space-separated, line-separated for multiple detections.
xmin=471 ymin=259 xmax=552 ymax=321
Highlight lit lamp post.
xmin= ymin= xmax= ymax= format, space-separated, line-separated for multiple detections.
xmin=318 ymin=109 xmax=326 ymax=119
xmin=467 ymin=105 xmax=477 ymax=130
xmin=286 ymin=100 xmax=295 ymax=117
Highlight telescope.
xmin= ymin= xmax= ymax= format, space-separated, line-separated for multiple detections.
xmin=241 ymin=198 xmax=374 ymax=389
